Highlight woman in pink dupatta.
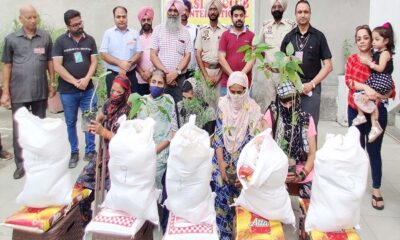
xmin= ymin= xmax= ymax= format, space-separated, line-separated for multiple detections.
xmin=212 ymin=71 xmax=263 ymax=239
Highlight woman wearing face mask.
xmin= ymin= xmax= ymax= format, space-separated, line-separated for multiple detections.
xmin=263 ymin=81 xmax=317 ymax=199
xmin=136 ymin=69 xmax=178 ymax=190
xmin=212 ymin=71 xmax=263 ymax=240
xmin=75 ymin=74 xmax=131 ymax=228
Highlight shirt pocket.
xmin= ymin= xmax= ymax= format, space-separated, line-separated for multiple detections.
xmin=176 ymin=40 xmax=186 ymax=55
xmin=13 ymin=46 xmax=31 ymax=64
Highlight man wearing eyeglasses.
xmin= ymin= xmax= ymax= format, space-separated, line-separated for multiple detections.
xmin=53 ymin=9 xmax=98 ymax=168
xmin=100 ymin=6 xmax=143 ymax=97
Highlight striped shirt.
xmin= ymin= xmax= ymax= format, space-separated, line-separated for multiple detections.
xmin=151 ymin=24 xmax=193 ymax=72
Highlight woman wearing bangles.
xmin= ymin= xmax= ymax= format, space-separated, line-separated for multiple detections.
xmin=75 ymin=74 xmax=131 ymax=227
xmin=345 ymin=25 xmax=395 ymax=210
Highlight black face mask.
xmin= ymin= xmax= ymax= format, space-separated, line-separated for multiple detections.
xmin=272 ymin=10 xmax=283 ymax=21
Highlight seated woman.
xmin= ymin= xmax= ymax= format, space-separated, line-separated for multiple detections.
xmin=212 ymin=71 xmax=263 ymax=240
xmin=263 ymin=81 xmax=317 ymax=199
xmin=176 ymin=78 xmax=216 ymax=136
xmin=136 ymin=69 xmax=178 ymax=190
xmin=75 ymin=74 xmax=131 ymax=227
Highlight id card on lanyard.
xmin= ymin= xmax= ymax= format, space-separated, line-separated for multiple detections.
xmin=295 ymin=51 xmax=303 ymax=62
xmin=74 ymin=52 xmax=83 ymax=63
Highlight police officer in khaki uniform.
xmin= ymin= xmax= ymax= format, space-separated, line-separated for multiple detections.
xmin=195 ymin=0 xmax=225 ymax=109
xmin=254 ymin=0 xmax=295 ymax=111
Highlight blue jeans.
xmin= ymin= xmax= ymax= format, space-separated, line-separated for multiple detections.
xmin=348 ymin=105 xmax=387 ymax=189
xmin=60 ymin=88 xmax=97 ymax=154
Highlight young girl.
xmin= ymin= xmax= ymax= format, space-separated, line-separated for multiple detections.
xmin=352 ymin=22 xmax=395 ymax=143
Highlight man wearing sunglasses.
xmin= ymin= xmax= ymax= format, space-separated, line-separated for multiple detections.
xmin=53 ymin=9 xmax=98 ymax=168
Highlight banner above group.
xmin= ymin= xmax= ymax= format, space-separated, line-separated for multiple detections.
xmin=161 ymin=0 xmax=255 ymax=30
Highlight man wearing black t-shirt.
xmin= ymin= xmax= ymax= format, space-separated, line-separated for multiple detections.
xmin=53 ymin=9 xmax=98 ymax=168
xmin=281 ymin=0 xmax=332 ymax=126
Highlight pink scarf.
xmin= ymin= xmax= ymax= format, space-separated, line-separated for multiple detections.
xmin=218 ymin=72 xmax=262 ymax=154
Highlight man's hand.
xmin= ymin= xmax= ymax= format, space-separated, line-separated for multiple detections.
xmin=0 ymin=92 xmax=11 ymax=108
xmin=166 ymin=71 xmax=178 ymax=86
xmin=141 ymin=70 xmax=152 ymax=82
xmin=119 ymin=60 xmax=132 ymax=73
xmin=302 ymin=82 xmax=313 ymax=95
xmin=76 ymin=77 xmax=89 ymax=90
xmin=48 ymin=85 xmax=56 ymax=98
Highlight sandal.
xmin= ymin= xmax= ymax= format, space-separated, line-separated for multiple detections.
xmin=371 ymin=195 xmax=384 ymax=210
xmin=0 ymin=150 xmax=13 ymax=160
xmin=352 ymin=115 xmax=367 ymax=126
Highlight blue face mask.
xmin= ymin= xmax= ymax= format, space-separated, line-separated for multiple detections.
xmin=149 ymin=86 xmax=164 ymax=99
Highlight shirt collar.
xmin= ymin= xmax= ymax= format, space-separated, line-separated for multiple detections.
xmin=205 ymin=22 xmax=224 ymax=30
xmin=16 ymin=27 xmax=40 ymax=38
xmin=66 ymin=31 xmax=87 ymax=39
xmin=229 ymin=26 xmax=247 ymax=36
xmin=294 ymin=25 xmax=315 ymax=35
xmin=113 ymin=26 xmax=130 ymax=32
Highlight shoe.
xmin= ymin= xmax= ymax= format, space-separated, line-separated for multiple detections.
xmin=368 ymin=124 xmax=383 ymax=143
xmin=84 ymin=151 xmax=97 ymax=162
xmin=0 ymin=150 xmax=13 ymax=160
xmin=13 ymin=167 xmax=25 ymax=179
xmin=352 ymin=115 xmax=367 ymax=126
xmin=371 ymin=194 xmax=384 ymax=210
xmin=69 ymin=152 xmax=79 ymax=169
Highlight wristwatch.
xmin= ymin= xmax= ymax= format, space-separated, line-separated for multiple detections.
xmin=176 ymin=68 xmax=182 ymax=75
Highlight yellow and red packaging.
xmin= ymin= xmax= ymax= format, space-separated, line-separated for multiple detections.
xmin=235 ymin=206 xmax=285 ymax=240
xmin=311 ymin=229 xmax=360 ymax=240
xmin=3 ymin=187 xmax=91 ymax=233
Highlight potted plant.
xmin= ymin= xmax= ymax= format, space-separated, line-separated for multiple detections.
xmin=81 ymin=71 xmax=110 ymax=131
xmin=127 ymin=93 xmax=172 ymax=121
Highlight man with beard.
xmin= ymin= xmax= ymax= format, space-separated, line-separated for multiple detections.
xmin=195 ymin=0 xmax=225 ymax=109
xmin=1 ymin=4 xmax=55 ymax=179
xmin=218 ymin=4 xmax=255 ymax=96
xmin=53 ymin=9 xmax=98 ymax=168
xmin=281 ymin=0 xmax=332 ymax=127
xmin=181 ymin=0 xmax=198 ymax=75
xmin=135 ymin=6 xmax=155 ymax=95
xmin=255 ymin=0 xmax=295 ymax=111
xmin=151 ymin=0 xmax=192 ymax=102
xmin=100 ymin=6 xmax=143 ymax=97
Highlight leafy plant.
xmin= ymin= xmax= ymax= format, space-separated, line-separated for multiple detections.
xmin=343 ymin=39 xmax=353 ymax=62
xmin=88 ymin=71 xmax=111 ymax=113
xmin=127 ymin=93 xmax=172 ymax=121
xmin=193 ymin=69 xmax=216 ymax=106
xmin=182 ymin=97 xmax=213 ymax=128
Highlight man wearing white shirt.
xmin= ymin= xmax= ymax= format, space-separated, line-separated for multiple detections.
xmin=181 ymin=0 xmax=197 ymax=77
xmin=100 ymin=6 xmax=143 ymax=97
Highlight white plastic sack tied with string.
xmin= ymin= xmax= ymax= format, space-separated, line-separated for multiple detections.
xmin=165 ymin=115 xmax=216 ymax=224
xmin=234 ymin=128 xmax=295 ymax=225
xmin=305 ymin=127 xmax=368 ymax=232
xmin=103 ymin=116 xmax=159 ymax=225
xmin=15 ymin=107 xmax=72 ymax=207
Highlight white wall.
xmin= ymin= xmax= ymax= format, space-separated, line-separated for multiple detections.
xmin=370 ymin=0 xmax=400 ymax=111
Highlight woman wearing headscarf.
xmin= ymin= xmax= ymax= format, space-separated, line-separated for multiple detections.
xmin=136 ymin=69 xmax=178 ymax=189
xmin=75 ymin=74 xmax=131 ymax=227
xmin=263 ymin=81 xmax=317 ymax=199
xmin=212 ymin=71 xmax=263 ymax=240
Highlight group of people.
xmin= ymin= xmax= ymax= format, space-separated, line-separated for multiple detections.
xmin=0 ymin=0 xmax=396 ymax=238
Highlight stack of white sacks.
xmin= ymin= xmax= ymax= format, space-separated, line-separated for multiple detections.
xmin=15 ymin=107 xmax=72 ymax=208
xmin=235 ymin=128 xmax=295 ymax=225
xmin=305 ymin=127 xmax=369 ymax=232
xmin=85 ymin=116 xmax=160 ymax=237
xmin=164 ymin=115 xmax=219 ymax=240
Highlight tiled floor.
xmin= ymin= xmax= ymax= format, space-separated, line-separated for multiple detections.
xmin=0 ymin=108 xmax=399 ymax=239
